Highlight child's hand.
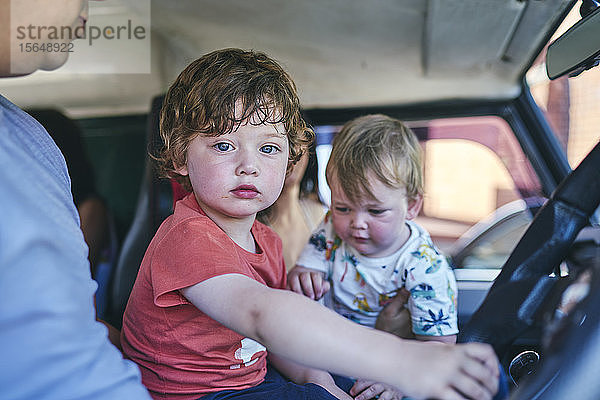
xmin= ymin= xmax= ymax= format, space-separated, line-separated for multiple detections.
xmin=400 ymin=341 xmax=499 ymax=400
xmin=319 ymin=382 xmax=354 ymax=400
xmin=287 ymin=265 xmax=330 ymax=300
xmin=350 ymin=379 xmax=404 ymax=400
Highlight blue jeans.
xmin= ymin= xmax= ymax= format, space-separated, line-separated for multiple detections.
xmin=198 ymin=366 xmax=354 ymax=400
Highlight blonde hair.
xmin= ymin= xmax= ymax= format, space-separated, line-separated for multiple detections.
xmin=155 ymin=48 xmax=313 ymax=191
xmin=326 ymin=114 xmax=423 ymax=203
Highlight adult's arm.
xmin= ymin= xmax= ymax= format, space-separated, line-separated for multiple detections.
xmin=0 ymin=104 xmax=150 ymax=399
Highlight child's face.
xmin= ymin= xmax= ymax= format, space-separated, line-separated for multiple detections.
xmin=176 ymin=116 xmax=289 ymax=224
xmin=329 ymin=172 xmax=422 ymax=258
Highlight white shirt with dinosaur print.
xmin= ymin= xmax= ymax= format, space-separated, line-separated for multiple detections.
xmin=296 ymin=215 xmax=458 ymax=336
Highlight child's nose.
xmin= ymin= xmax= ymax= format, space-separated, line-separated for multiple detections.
xmin=350 ymin=213 xmax=368 ymax=229
xmin=235 ymin=151 xmax=259 ymax=176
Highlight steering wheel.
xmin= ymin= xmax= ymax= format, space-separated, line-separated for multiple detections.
xmin=458 ymin=141 xmax=600 ymax=399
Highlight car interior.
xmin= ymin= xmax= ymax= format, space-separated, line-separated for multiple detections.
xmin=2 ymin=0 xmax=600 ymax=398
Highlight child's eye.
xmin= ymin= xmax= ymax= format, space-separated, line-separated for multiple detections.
xmin=260 ymin=144 xmax=280 ymax=154
xmin=369 ymin=209 xmax=387 ymax=216
xmin=214 ymin=142 xmax=233 ymax=152
xmin=335 ymin=207 xmax=349 ymax=213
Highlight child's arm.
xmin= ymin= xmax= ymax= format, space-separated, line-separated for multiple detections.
xmin=287 ymin=265 xmax=330 ymax=300
xmin=181 ymin=273 xmax=499 ymax=400
xmin=267 ymin=353 xmax=352 ymax=400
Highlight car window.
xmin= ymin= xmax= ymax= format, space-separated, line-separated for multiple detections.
xmin=527 ymin=7 xmax=600 ymax=170
xmin=314 ymin=115 xmax=543 ymax=268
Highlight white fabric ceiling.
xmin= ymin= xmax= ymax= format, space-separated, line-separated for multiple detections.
xmin=0 ymin=0 xmax=573 ymax=116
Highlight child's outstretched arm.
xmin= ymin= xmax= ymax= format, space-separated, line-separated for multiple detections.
xmin=181 ymin=273 xmax=499 ymax=400
xmin=287 ymin=265 xmax=330 ymax=300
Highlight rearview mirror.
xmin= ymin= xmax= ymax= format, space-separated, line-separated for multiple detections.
xmin=546 ymin=6 xmax=600 ymax=79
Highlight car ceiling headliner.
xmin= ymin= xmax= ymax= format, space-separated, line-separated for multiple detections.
xmin=0 ymin=0 xmax=574 ymax=116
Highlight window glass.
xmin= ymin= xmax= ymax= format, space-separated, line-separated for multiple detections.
xmin=423 ymin=140 xmax=518 ymax=224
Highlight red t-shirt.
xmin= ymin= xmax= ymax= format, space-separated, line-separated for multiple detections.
xmin=121 ymin=194 xmax=286 ymax=400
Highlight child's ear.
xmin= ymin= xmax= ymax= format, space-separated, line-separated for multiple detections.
xmin=406 ymin=194 xmax=423 ymax=220
xmin=174 ymin=162 xmax=189 ymax=176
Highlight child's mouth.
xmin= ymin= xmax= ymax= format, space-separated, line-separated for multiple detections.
xmin=231 ymin=185 xmax=259 ymax=199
